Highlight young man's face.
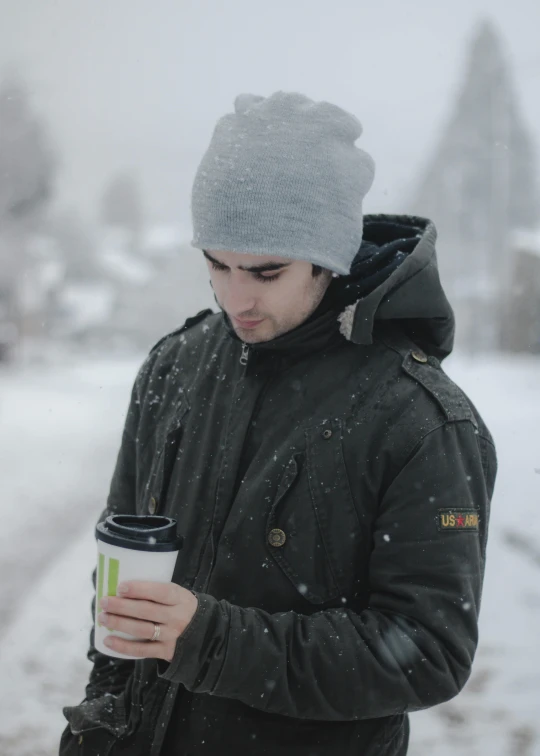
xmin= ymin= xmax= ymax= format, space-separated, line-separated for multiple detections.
xmin=203 ymin=250 xmax=333 ymax=343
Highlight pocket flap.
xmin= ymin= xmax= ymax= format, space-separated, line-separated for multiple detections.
xmin=271 ymin=455 xmax=300 ymax=515
xmin=63 ymin=692 xmax=128 ymax=737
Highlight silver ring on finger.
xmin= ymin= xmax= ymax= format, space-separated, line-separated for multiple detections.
xmin=150 ymin=623 xmax=161 ymax=642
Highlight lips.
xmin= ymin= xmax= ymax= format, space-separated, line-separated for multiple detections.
xmin=233 ymin=317 xmax=265 ymax=329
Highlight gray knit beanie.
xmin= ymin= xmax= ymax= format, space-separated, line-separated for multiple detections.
xmin=190 ymin=91 xmax=375 ymax=275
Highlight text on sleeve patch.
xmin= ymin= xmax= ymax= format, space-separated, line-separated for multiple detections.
xmin=438 ymin=509 xmax=479 ymax=531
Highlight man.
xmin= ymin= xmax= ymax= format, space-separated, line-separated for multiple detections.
xmin=60 ymin=91 xmax=497 ymax=756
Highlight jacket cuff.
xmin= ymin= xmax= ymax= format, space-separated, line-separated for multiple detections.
xmin=156 ymin=592 xmax=230 ymax=689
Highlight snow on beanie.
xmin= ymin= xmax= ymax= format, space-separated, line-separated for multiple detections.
xmin=190 ymin=91 xmax=375 ymax=275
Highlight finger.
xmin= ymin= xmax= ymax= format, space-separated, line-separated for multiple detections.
xmin=101 ymin=598 xmax=170 ymax=624
xmin=118 ymin=580 xmax=181 ymax=605
xmin=103 ymin=633 xmax=165 ymax=659
xmin=99 ymin=613 xmax=168 ymax=642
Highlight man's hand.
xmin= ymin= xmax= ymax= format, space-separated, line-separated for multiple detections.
xmin=97 ymin=581 xmax=199 ymax=662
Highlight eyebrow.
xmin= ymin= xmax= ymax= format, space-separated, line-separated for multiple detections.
xmin=203 ymin=250 xmax=291 ymax=273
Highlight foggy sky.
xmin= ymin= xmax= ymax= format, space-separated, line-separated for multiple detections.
xmin=1 ymin=0 xmax=539 ymax=232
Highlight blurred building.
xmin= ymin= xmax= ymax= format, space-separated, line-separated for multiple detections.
xmin=53 ymin=224 xmax=214 ymax=353
xmin=502 ymin=231 xmax=540 ymax=354
xmin=412 ymin=20 xmax=540 ymax=352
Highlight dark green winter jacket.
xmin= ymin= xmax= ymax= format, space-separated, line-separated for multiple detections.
xmin=60 ymin=216 xmax=497 ymax=756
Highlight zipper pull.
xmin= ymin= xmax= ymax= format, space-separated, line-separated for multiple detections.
xmin=240 ymin=342 xmax=249 ymax=366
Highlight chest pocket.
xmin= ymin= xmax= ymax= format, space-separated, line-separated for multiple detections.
xmin=266 ymin=419 xmax=362 ymax=605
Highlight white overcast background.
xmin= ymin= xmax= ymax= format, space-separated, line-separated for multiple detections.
xmin=1 ymin=0 xmax=539 ymax=227
xmin=1 ymin=3 xmax=540 ymax=755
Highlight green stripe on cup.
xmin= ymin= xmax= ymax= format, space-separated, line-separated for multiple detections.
xmin=108 ymin=557 xmax=120 ymax=597
xmin=97 ymin=553 xmax=105 ymax=627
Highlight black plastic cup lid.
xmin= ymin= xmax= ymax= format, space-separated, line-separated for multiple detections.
xmin=96 ymin=515 xmax=183 ymax=552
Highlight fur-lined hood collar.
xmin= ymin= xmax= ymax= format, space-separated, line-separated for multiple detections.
xmin=334 ymin=215 xmax=455 ymax=360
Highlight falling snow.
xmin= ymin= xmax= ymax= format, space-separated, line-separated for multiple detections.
xmin=0 ymin=352 xmax=538 ymax=755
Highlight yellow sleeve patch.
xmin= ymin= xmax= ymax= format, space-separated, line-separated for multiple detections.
xmin=438 ymin=509 xmax=479 ymax=531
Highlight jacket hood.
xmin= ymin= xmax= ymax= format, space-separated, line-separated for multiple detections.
xmin=332 ymin=215 xmax=455 ymax=360
xmin=220 ymin=215 xmax=455 ymax=361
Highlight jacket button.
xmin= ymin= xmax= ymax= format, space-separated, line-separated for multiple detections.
xmin=322 ymin=429 xmax=333 ymax=439
xmin=268 ymin=528 xmax=287 ymax=547
xmin=148 ymin=496 xmax=157 ymax=515
xmin=411 ymin=350 xmax=428 ymax=363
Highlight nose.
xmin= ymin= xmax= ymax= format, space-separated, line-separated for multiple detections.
xmin=222 ymin=275 xmax=258 ymax=317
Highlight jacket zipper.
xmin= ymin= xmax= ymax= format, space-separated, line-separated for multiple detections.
xmin=199 ymin=340 xmax=252 ymax=595
xmin=240 ymin=342 xmax=249 ymax=365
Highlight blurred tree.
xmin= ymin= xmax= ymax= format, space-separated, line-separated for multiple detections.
xmin=47 ymin=209 xmax=102 ymax=282
xmin=0 ymin=71 xmax=58 ymax=350
xmin=100 ymin=173 xmax=144 ymax=248
xmin=412 ymin=19 xmax=540 ymax=350
xmin=0 ymin=72 xmax=57 ymax=229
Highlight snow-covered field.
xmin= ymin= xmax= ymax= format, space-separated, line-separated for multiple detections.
xmin=0 ymin=355 xmax=140 ymax=754
xmin=0 ymin=352 xmax=538 ymax=756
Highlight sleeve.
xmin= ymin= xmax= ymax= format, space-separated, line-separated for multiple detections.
xmin=82 ymin=370 xmax=144 ymax=701
xmin=60 ymin=375 xmax=143 ymax=753
xmin=157 ymin=419 xmax=497 ymax=721
xmin=71 ymin=323 xmax=203 ymax=703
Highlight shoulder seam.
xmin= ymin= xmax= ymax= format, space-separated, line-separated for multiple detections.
xmin=398 ymin=417 xmax=480 ymax=479
xmin=478 ymin=433 xmax=495 ymax=447
xmin=376 ymin=331 xmax=478 ymax=428
xmin=403 ymin=359 xmax=478 ymax=428
xmin=148 ymin=308 xmax=214 ymax=356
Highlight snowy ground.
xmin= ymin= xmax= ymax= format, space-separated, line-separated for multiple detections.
xmin=0 ymin=352 xmax=538 ymax=755
xmin=0 ymin=355 xmax=140 ymax=754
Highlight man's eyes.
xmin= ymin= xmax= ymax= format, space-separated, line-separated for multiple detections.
xmin=253 ymin=271 xmax=281 ymax=283
xmin=210 ymin=261 xmax=280 ymax=283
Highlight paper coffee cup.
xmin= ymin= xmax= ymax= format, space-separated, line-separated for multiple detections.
xmin=94 ymin=514 xmax=183 ymax=659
